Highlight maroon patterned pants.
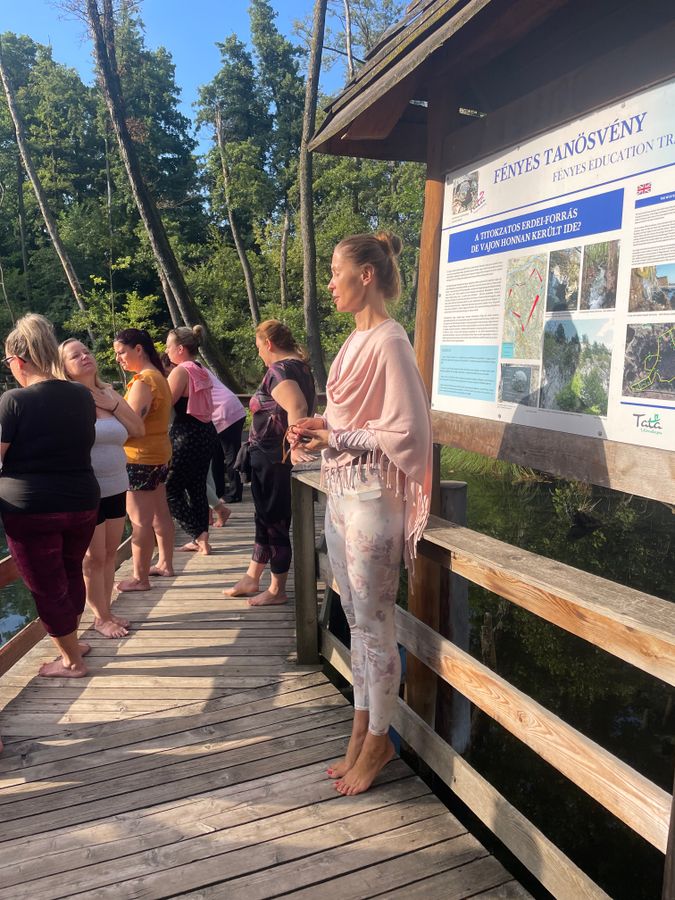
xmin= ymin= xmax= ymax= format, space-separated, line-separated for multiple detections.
xmin=3 ymin=509 xmax=98 ymax=637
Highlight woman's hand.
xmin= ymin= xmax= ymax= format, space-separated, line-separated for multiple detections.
xmin=90 ymin=386 xmax=120 ymax=412
xmin=289 ymin=445 xmax=316 ymax=464
xmin=288 ymin=418 xmax=329 ymax=452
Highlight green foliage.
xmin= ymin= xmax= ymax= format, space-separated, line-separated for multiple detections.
xmin=63 ymin=268 xmax=163 ymax=376
xmin=0 ymin=3 xmax=424 ymax=381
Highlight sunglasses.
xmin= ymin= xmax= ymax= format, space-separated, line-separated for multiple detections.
xmin=2 ymin=356 xmax=22 ymax=368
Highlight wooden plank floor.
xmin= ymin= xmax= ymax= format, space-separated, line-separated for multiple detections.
xmin=0 ymin=491 xmax=527 ymax=899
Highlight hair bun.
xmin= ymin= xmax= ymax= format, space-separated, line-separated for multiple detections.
xmin=376 ymin=231 xmax=403 ymax=258
xmin=193 ymin=324 xmax=205 ymax=344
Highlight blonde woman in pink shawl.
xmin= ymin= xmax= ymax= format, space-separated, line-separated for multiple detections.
xmin=291 ymin=231 xmax=432 ymax=797
xmin=165 ymin=326 xmax=217 ymax=555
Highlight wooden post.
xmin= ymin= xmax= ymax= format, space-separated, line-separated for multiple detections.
xmin=436 ymin=480 xmax=471 ymax=754
xmin=292 ymin=477 xmax=319 ymax=664
xmin=407 ymin=83 xmax=460 ymax=724
xmin=663 ymin=766 xmax=675 ymax=900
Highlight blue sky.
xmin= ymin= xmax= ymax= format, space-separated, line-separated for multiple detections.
xmin=656 ymin=263 xmax=675 ymax=283
xmin=3 ymin=0 xmax=344 ymax=147
xmin=544 ymin=316 xmax=614 ymax=347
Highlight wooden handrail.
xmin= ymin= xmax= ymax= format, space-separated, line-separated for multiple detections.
xmin=291 ymin=471 xmax=675 ymax=896
xmin=0 ymin=534 xmax=133 ymax=677
xmin=294 ymin=469 xmax=675 ymax=684
xmin=420 ymin=519 xmax=675 ymax=686
xmin=321 ymin=628 xmax=610 ymax=900
xmin=395 ymin=605 xmax=670 ymax=851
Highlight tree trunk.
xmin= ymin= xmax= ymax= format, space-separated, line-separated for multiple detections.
xmin=85 ymin=0 xmax=240 ymax=388
xmin=299 ymin=0 xmax=328 ymax=389
xmin=159 ymin=270 xmax=182 ymax=328
xmin=343 ymin=0 xmax=355 ymax=80
xmin=279 ymin=202 xmax=290 ymax=308
xmin=103 ymin=131 xmax=117 ymax=334
xmin=16 ymin=152 xmax=31 ymax=304
xmin=214 ymin=113 xmax=260 ymax=326
xmin=0 ymin=44 xmax=91 ymax=332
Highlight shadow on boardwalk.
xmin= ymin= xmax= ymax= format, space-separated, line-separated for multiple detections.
xmin=0 ymin=492 xmax=525 ymax=899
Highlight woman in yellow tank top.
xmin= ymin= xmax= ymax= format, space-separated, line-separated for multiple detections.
xmin=113 ymin=329 xmax=175 ymax=591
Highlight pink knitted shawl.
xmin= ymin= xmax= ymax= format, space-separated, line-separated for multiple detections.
xmin=323 ymin=318 xmax=432 ymax=567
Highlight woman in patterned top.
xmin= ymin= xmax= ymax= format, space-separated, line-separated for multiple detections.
xmin=224 ymin=320 xmax=315 ymax=606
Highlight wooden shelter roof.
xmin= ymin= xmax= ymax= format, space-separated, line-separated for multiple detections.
xmin=310 ymin=0 xmax=674 ymax=163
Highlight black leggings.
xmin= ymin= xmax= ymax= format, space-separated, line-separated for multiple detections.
xmin=166 ymin=418 xmax=217 ymax=540
xmin=211 ymin=416 xmax=245 ymax=502
xmin=250 ymin=446 xmax=292 ymax=575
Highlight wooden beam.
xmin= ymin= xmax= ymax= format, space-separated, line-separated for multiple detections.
xmin=392 ymin=698 xmax=610 ymax=899
xmin=321 ymin=624 xmax=610 ymax=898
xmin=315 ymin=0 xmax=468 ymax=124
xmin=431 ymin=410 xmax=675 ymax=504
xmin=0 ymin=533 xmax=136 ymax=678
xmin=293 ymin=469 xmax=675 ymax=684
xmin=419 ymin=517 xmax=675 ymax=686
xmin=431 ymin=0 xmax=569 ymax=85
xmin=0 ymin=620 xmax=46 ymax=678
xmin=292 ymin=478 xmax=319 ymax=664
xmin=664 ymin=769 xmax=675 ymax=900
xmin=441 ymin=20 xmax=675 ymax=177
xmin=310 ymin=0 xmax=494 ymax=153
xmin=406 ymin=79 xmax=461 ymax=726
xmin=344 ymin=73 xmax=421 ymax=141
xmin=436 ymin=481 xmax=470 ymax=754
xmin=316 ymin=118 xmax=427 ymax=163
xmin=395 ymin=607 xmax=671 ymax=852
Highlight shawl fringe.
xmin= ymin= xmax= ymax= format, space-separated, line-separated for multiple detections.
xmin=321 ymin=449 xmax=429 ymax=570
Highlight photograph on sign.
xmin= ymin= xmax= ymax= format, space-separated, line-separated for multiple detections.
xmin=432 ymin=79 xmax=675 ymax=451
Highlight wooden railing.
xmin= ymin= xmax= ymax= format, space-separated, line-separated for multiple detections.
xmin=292 ymin=469 xmax=675 ymax=900
xmin=0 ymin=535 xmax=133 ymax=678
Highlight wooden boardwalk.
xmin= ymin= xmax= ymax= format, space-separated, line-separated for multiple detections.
xmin=0 ymin=493 xmax=526 ymax=899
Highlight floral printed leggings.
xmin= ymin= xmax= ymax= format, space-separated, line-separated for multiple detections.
xmin=325 ymin=475 xmax=405 ymax=735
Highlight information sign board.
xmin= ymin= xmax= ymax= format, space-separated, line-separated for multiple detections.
xmin=432 ymin=80 xmax=675 ymax=451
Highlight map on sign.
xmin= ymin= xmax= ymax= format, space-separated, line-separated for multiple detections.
xmin=502 ymin=254 xmax=547 ymax=359
xmin=624 ymin=323 xmax=675 ymax=400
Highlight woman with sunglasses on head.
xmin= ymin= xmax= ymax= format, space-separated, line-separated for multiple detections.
xmin=59 ymin=339 xmax=144 ymax=637
xmin=291 ymin=232 xmax=432 ymax=796
xmin=224 ymin=320 xmax=315 ymax=606
xmin=113 ymin=328 xmax=174 ymax=590
xmin=0 ymin=314 xmax=100 ymax=678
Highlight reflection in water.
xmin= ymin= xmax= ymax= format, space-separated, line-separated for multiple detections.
xmin=441 ymin=448 xmax=673 ymax=900
xmin=0 ymin=524 xmax=34 ymax=644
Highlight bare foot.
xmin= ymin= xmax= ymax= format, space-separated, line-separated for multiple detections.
xmin=223 ymin=576 xmax=260 ymax=598
xmin=115 ymin=577 xmax=151 ymax=592
xmin=149 ymin=565 xmax=175 ymax=577
xmin=212 ymin=503 xmax=231 ymax=528
xmin=327 ymin=729 xmax=368 ymax=779
xmin=95 ymin=618 xmax=129 ymax=638
xmin=111 ymin=614 xmax=131 ymax=628
xmin=334 ymin=735 xmax=395 ymax=796
xmin=52 ymin=642 xmax=91 ymax=664
xmin=248 ymin=589 xmax=288 ymax=607
xmin=39 ymin=659 xmax=88 ymax=678
xmin=196 ymin=539 xmax=212 ymax=556
xmin=177 ymin=542 xmax=199 ymax=552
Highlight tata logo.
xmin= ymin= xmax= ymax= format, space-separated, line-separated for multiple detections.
xmin=633 ymin=412 xmax=662 ymax=433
